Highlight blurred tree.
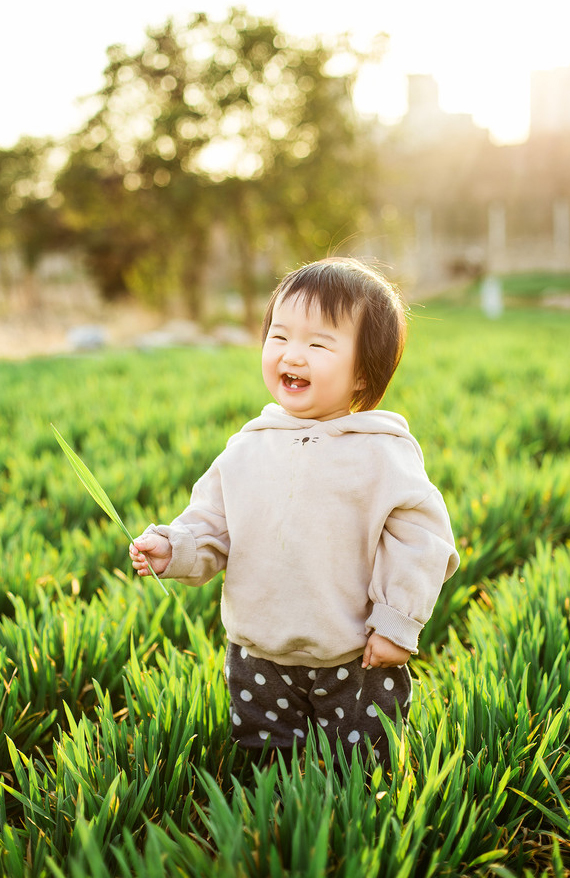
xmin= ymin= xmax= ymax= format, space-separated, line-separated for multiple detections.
xmin=0 ymin=139 xmax=70 ymax=307
xmin=56 ymin=153 xmax=158 ymax=301
xmin=54 ymin=8 xmax=380 ymax=324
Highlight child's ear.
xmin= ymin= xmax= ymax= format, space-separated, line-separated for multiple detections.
xmin=354 ymin=373 xmax=366 ymax=391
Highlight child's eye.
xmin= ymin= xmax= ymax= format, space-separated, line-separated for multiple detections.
xmin=271 ymin=334 xmax=287 ymax=341
xmin=310 ymin=343 xmax=325 ymax=349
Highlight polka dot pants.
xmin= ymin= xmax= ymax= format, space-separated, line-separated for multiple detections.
xmin=225 ymin=642 xmax=412 ymax=761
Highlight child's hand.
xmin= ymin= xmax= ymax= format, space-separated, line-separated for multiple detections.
xmin=129 ymin=532 xmax=172 ymax=577
xmin=362 ymin=633 xmax=411 ymax=669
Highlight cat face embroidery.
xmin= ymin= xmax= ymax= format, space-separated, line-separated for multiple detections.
xmin=293 ymin=436 xmax=320 ymax=447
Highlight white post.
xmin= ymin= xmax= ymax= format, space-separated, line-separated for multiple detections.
xmin=488 ymin=202 xmax=506 ymax=272
xmin=553 ymin=200 xmax=570 ymax=265
xmin=414 ymin=204 xmax=436 ymax=282
xmin=480 ymin=275 xmax=504 ymax=319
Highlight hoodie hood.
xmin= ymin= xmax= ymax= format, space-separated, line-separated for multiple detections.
xmin=240 ymin=403 xmax=422 ymax=455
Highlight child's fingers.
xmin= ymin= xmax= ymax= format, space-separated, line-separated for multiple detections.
xmin=361 ymin=643 xmax=372 ymax=669
xmin=130 ymin=545 xmax=151 ymax=575
xmin=129 ymin=533 xmax=170 ymax=577
xmin=132 ymin=557 xmax=150 ymax=576
xmin=133 ymin=536 xmax=150 ymax=552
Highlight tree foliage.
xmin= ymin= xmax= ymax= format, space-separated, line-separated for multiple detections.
xmin=52 ymin=8 xmax=378 ymax=321
xmin=0 ymin=139 xmax=69 ymax=269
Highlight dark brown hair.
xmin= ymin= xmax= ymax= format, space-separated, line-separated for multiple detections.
xmin=261 ymin=257 xmax=408 ymax=411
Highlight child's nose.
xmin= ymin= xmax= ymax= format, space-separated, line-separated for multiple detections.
xmin=282 ymin=344 xmax=306 ymax=366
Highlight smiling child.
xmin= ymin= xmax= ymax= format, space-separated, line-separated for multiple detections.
xmin=130 ymin=257 xmax=459 ymax=765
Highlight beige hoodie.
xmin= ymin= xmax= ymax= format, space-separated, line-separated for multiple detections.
xmin=150 ymin=404 xmax=459 ymax=666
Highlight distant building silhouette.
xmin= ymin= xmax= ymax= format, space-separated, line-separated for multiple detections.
xmin=398 ymin=74 xmax=486 ymax=148
xmin=530 ymin=68 xmax=570 ymax=135
xmin=398 ymin=68 xmax=570 ymax=146
xmin=370 ymin=69 xmax=570 ymax=289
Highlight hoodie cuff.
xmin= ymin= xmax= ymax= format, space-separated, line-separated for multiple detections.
xmin=366 ymin=603 xmax=423 ymax=654
xmin=144 ymin=523 xmax=198 ymax=580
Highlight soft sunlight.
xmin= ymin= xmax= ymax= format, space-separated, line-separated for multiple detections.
xmin=1 ymin=0 xmax=570 ymax=146
xmin=349 ymin=0 xmax=570 ymax=144
xmin=352 ymin=52 xmax=533 ymax=145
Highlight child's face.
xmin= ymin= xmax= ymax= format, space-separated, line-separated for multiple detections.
xmin=261 ymin=293 xmax=364 ymax=421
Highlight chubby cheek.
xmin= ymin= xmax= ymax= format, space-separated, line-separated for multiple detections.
xmin=261 ymin=346 xmax=277 ymax=393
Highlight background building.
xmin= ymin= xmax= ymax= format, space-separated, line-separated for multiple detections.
xmin=530 ymin=67 xmax=570 ymax=135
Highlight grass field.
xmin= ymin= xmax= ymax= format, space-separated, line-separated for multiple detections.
xmin=0 ymin=302 xmax=569 ymax=876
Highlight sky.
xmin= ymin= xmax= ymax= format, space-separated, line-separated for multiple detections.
xmin=1 ymin=0 xmax=570 ymax=149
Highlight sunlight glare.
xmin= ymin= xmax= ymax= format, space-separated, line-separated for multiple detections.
xmin=351 ymin=0 xmax=570 ymax=144
xmin=1 ymin=0 xmax=570 ymax=147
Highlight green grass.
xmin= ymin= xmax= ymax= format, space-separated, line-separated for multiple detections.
xmin=436 ymin=271 xmax=570 ymax=307
xmin=0 ymin=305 xmax=569 ymax=876
xmin=500 ymin=271 xmax=570 ymax=299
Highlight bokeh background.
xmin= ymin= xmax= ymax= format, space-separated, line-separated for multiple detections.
xmin=2 ymin=0 xmax=570 ymax=356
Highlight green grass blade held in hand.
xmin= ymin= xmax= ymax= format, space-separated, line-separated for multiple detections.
xmin=51 ymin=424 xmax=169 ymax=595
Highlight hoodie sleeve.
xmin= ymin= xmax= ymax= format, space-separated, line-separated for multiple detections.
xmin=145 ymin=463 xmax=229 ymax=586
xmin=366 ymin=487 xmax=459 ymax=653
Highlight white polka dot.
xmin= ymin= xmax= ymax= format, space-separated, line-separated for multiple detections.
xmin=240 ymin=647 xmax=248 ymax=659
xmin=373 ymin=749 xmax=380 ymax=759
xmin=281 ymin=674 xmax=293 ymax=686
xmin=384 ymin=677 xmax=395 ymax=691
xmin=265 ymin=710 xmax=278 ymax=722
xmin=308 ymin=670 xmax=317 ymax=680
xmin=258 ymin=730 xmax=270 ymax=740
xmin=225 ymin=666 xmax=230 ymax=679
xmin=232 ymin=713 xmax=242 ymax=726
xmin=337 ymin=667 xmax=349 ymax=680
xmin=335 ymin=707 xmax=344 ymax=719
xmin=277 ymin=698 xmax=289 ymax=709
xmin=366 ymin=704 xmax=378 ymax=717
xmin=240 ymin=689 xmax=253 ymax=702
xmin=296 ymin=710 xmax=304 ymax=717
xmin=318 ymin=717 xmax=328 ymax=727
xmin=254 ymin=673 xmax=266 ymax=686
xmin=347 ymin=730 xmax=360 ymax=744
xmin=314 ymin=688 xmax=328 ymax=696
xmin=355 ymin=688 xmax=362 ymax=701
xmin=293 ymin=728 xmax=305 ymax=738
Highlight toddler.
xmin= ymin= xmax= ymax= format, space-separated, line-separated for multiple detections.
xmin=130 ymin=257 xmax=459 ymax=764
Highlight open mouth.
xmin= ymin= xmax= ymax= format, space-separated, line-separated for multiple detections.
xmin=282 ymin=373 xmax=310 ymax=389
